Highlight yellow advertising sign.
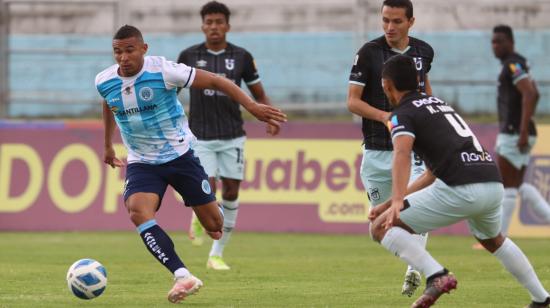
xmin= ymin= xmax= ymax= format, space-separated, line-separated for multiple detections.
xmin=239 ymin=139 xmax=369 ymax=223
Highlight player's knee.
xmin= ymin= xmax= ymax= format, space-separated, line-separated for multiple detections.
xmin=477 ymin=233 xmax=505 ymax=253
xmin=222 ymin=190 xmax=239 ymax=201
xmin=127 ymin=207 xmax=151 ymax=226
xmin=369 ymin=220 xmax=385 ymax=243
xmin=202 ymin=214 xmax=223 ymax=232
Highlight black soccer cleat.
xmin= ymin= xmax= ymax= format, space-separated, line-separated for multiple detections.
xmin=411 ymin=270 xmax=457 ymax=308
xmin=526 ymin=297 xmax=550 ymax=308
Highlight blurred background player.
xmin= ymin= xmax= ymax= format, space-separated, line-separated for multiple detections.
xmin=177 ymin=1 xmax=278 ymax=270
xmin=370 ymin=54 xmax=550 ymax=308
xmin=96 ymin=25 xmax=286 ymax=302
xmin=490 ymin=24 xmax=550 ymax=236
xmin=347 ymin=0 xmax=433 ymax=297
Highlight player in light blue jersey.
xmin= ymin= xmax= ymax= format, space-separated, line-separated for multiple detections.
xmin=95 ymin=25 xmax=286 ymax=304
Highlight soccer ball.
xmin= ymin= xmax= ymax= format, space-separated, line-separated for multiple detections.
xmin=66 ymin=258 xmax=107 ymax=300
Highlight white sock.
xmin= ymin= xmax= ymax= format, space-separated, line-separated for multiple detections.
xmin=493 ymin=238 xmax=550 ymax=302
xmin=519 ymin=183 xmax=550 ymax=223
xmin=209 ymin=199 xmax=239 ymax=257
xmin=406 ymin=233 xmax=429 ymax=274
xmin=381 ymin=227 xmax=444 ymax=278
xmin=174 ymin=267 xmax=190 ymax=279
xmin=501 ymin=188 xmax=518 ymax=236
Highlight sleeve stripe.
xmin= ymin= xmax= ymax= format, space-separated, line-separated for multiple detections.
xmin=392 ymin=131 xmax=415 ymax=140
xmin=349 ymin=81 xmax=365 ymax=86
xmin=182 ymin=67 xmax=195 ymax=88
xmin=246 ymin=78 xmax=261 ymax=86
xmin=512 ymin=73 xmax=529 ymax=85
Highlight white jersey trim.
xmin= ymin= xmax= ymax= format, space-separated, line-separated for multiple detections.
xmin=512 ymin=73 xmax=529 ymax=85
xmin=349 ymin=81 xmax=366 ymax=87
xmin=246 ymin=78 xmax=261 ymax=86
xmin=392 ymin=131 xmax=416 ymax=141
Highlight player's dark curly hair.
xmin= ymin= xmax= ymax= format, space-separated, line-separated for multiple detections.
xmin=201 ymin=1 xmax=231 ymax=23
xmin=382 ymin=0 xmax=413 ymax=19
xmin=382 ymin=55 xmax=418 ymax=92
xmin=113 ymin=25 xmax=143 ymax=41
xmin=493 ymin=24 xmax=514 ymax=43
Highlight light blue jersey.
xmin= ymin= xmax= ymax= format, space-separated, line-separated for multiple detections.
xmin=95 ymin=56 xmax=196 ymax=164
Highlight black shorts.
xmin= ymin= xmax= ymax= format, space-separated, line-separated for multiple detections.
xmin=124 ymin=149 xmax=216 ymax=207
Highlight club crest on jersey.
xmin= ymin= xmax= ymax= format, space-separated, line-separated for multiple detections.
xmin=369 ymin=187 xmax=380 ymax=201
xmin=196 ymin=59 xmax=207 ymax=67
xmin=201 ymin=180 xmax=212 ymax=195
xmin=139 ymin=87 xmax=154 ymax=102
xmin=225 ymin=59 xmax=235 ymax=70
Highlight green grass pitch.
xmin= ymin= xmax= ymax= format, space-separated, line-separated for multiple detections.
xmin=1 ymin=232 xmax=549 ymax=307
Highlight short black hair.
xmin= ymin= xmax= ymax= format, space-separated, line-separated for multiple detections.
xmin=382 ymin=55 xmax=418 ymax=92
xmin=493 ymin=24 xmax=514 ymax=43
xmin=201 ymin=1 xmax=231 ymax=23
xmin=382 ymin=0 xmax=414 ymax=19
xmin=113 ymin=25 xmax=143 ymax=41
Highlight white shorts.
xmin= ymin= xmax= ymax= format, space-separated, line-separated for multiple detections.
xmin=360 ymin=149 xmax=426 ymax=206
xmin=192 ymin=136 xmax=246 ymax=180
xmin=401 ymin=179 xmax=504 ymax=240
xmin=495 ymin=133 xmax=536 ymax=170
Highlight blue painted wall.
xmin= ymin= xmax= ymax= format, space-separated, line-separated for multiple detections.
xmin=8 ymin=31 xmax=550 ymax=116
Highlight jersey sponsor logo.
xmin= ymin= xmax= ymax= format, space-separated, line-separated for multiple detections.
xmin=411 ymin=96 xmax=444 ymax=108
xmin=460 ymin=150 xmax=493 ymax=163
xmin=117 ymin=104 xmax=158 ymax=116
xmin=108 ymin=97 xmax=120 ymax=103
xmin=139 ymin=87 xmax=154 ymax=102
xmin=350 ymin=71 xmax=362 ymax=79
xmin=201 ymin=179 xmax=212 ymax=195
xmin=196 ymin=59 xmax=207 ymax=67
xmin=124 ymin=87 xmax=132 ymax=95
xmin=225 ymin=59 xmax=235 ymax=70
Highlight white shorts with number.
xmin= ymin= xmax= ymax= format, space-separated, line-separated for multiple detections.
xmin=401 ymin=179 xmax=504 ymax=240
xmin=192 ymin=136 xmax=246 ymax=180
xmin=360 ymin=149 xmax=426 ymax=206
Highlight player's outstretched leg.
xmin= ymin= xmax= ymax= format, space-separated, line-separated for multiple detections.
xmin=519 ymin=183 xmax=550 ymax=224
xmin=135 ymin=219 xmax=200 ymax=303
xmin=489 ymin=237 xmax=550 ymax=307
xmin=188 ymin=212 xmax=205 ymax=246
xmin=402 ymin=233 xmax=428 ymax=296
xmin=374 ymin=226 xmax=457 ymax=307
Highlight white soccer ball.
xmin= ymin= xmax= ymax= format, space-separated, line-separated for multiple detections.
xmin=66 ymin=258 xmax=107 ymax=300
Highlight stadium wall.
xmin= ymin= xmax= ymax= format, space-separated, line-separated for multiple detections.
xmin=1 ymin=121 xmax=549 ymax=237
xmin=7 ymin=30 xmax=550 ymax=117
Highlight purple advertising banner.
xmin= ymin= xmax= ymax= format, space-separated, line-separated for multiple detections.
xmin=1 ymin=121 xmax=548 ymax=236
